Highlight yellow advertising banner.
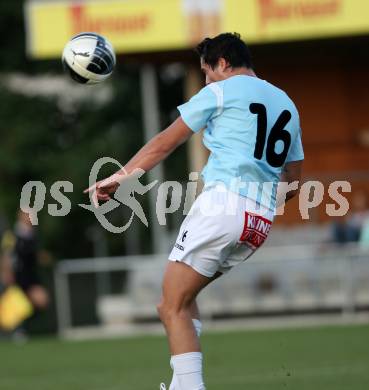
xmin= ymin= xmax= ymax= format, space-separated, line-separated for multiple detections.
xmin=225 ymin=0 xmax=369 ymax=43
xmin=26 ymin=0 xmax=369 ymax=59
xmin=26 ymin=0 xmax=187 ymax=58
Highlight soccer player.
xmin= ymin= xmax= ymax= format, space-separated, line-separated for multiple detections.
xmin=85 ymin=33 xmax=304 ymax=390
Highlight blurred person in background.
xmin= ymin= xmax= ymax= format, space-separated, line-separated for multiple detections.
xmin=0 ymin=209 xmax=49 ymax=337
xmin=354 ymin=191 xmax=369 ymax=248
xmin=0 ymin=229 xmax=15 ymax=293
xmin=331 ymin=191 xmax=369 ymax=245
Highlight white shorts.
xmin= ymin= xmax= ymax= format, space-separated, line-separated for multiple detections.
xmin=169 ymin=186 xmax=274 ymax=278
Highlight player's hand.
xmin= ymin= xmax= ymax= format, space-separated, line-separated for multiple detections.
xmin=83 ymin=174 xmax=121 ymax=207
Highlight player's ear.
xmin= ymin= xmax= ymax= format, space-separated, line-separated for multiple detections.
xmin=217 ymin=57 xmax=227 ymax=72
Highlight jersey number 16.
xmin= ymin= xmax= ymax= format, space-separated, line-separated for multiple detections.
xmin=250 ymin=103 xmax=292 ymax=168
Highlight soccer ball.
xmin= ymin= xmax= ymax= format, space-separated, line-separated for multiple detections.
xmin=62 ymin=32 xmax=116 ymax=84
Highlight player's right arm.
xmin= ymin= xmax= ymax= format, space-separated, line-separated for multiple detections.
xmin=84 ymin=117 xmax=193 ymax=202
xmin=84 ymin=84 xmax=217 ymax=203
xmin=123 ymin=117 xmax=193 ymax=174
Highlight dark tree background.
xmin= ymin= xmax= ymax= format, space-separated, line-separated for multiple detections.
xmin=0 ymin=1 xmax=191 ymax=333
xmin=0 ymin=0 xmax=188 ymax=260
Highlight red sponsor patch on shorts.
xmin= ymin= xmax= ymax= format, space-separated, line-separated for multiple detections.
xmin=239 ymin=212 xmax=272 ymax=249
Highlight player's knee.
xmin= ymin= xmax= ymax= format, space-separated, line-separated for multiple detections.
xmin=157 ymin=300 xmax=174 ymax=323
xmin=156 ymin=300 xmax=165 ymax=320
xmin=157 ymin=297 xmax=192 ymax=324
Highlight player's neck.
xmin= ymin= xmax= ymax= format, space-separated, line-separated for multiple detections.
xmin=230 ymin=67 xmax=257 ymax=78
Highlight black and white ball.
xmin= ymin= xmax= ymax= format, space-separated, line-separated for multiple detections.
xmin=62 ymin=33 xmax=116 ymax=84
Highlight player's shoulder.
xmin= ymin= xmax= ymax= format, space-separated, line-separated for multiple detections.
xmin=223 ymin=75 xmax=298 ymax=109
xmin=199 ymin=80 xmax=225 ymax=96
xmin=194 ymin=81 xmax=224 ymax=101
xmin=263 ymin=79 xmax=299 ymax=115
xmin=192 ymin=81 xmax=225 ymax=108
xmin=222 ymin=75 xmax=285 ymax=98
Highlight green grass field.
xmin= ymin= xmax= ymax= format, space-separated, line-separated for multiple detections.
xmin=1 ymin=324 xmax=368 ymax=390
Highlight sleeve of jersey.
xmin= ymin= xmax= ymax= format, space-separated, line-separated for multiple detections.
xmin=177 ymin=85 xmax=218 ymax=133
xmin=286 ymin=127 xmax=304 ymax=162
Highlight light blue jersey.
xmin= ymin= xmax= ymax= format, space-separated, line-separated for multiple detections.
xmin=178 ymin=75 xmax=304 ymax=211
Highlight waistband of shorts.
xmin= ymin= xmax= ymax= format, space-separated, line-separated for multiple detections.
xmin=202 ymin=184 xmax=275 ymax=219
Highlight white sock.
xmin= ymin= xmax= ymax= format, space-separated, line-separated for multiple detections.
xmin=169 ymin=319 xmax=202 ymax=390
xmin=192 ymin=319 xmax=202 ymax=338
xmin=171 ymin=352 xmax=205 ymax=390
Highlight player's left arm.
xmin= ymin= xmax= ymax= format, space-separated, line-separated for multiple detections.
xmin=279 ymin=160 xmax=303 ymax=203
xmin=277 ymin=115 xmax=304 ymax=204
xmin=84 ymin=117 xmax=193 ymax=200
xmin=276 ymin=160 xmax=303 ymax=207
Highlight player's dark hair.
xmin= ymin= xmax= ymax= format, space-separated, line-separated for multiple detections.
xmin=196 ymin=32 xmax=253 ymax=70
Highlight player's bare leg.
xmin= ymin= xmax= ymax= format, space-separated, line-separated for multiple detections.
xmin=157 ymin=261 xmax=221 ymax=389
xmin=166 ymin=299 xmax=202 ymax=390
xmin=157 ymin=283 xmax=201 ymax=388
xmin=189 ymin=300 xmax=200 ymax=321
